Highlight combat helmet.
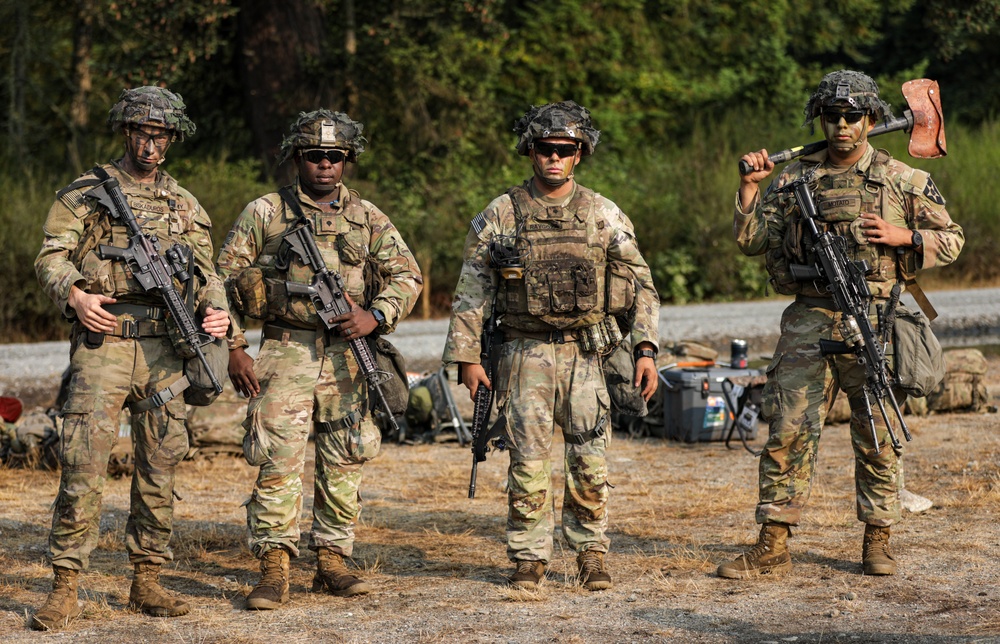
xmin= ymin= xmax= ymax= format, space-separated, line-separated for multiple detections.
xmin=107 ymin=86 xmax=196 ymax=141
xmin=514 ymin=100 xmax=601 ymax=156
xmin=803 ymin=70 xmax=893 ymax=128
xmin=279 ymin=109 xmax=367 ymax=164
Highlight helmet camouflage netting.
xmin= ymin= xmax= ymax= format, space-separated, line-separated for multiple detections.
xmin=278 ymin=109 xmax=367 ymax=164
xmin=803 ymin=70 xmax=893 ymax=128
xmin=514 ymin=100 xmax=601 ymax=156
xmin=107 ymin=86 xmax=196 ymax=141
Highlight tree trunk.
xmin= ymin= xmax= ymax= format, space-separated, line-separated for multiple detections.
xmin=68 ymin=0 xmax=95 ymax=173
xmin=6 ymin=2 xmax=28 ymax=160
xmin=342 ymin=0 xmax=358 ymax=116
xmin=236 ymin=0 xmax=333 ymax=182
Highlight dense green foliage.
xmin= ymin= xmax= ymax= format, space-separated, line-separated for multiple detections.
xmin=1 ymin=0 xmax=997 ymax=340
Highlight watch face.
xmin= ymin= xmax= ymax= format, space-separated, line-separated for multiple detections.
xmin=912 ymin=231 xmax=923 ymax=247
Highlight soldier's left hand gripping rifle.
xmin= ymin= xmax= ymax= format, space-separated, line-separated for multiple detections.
xmin=277 ymin=218 xmax=400 ymax=437
xmin=84 ymin=170 xmax=222 ymax=395
xmin=783 ymin=175 xmax=909 ymax=453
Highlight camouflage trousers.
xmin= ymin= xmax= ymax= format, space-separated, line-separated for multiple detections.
xmin=757 ymin=302 xmax=902 ymax=527
xmin=243 ymin=333 xmax=380 ymax=559
xmin=50 ymin=331 xmax=189 ymax=570
xmin=495 ymin=337 xmax=613 ymax=563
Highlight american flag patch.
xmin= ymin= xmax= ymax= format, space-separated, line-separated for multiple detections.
xmin=471 ymin=212 xmax=488 ymax=234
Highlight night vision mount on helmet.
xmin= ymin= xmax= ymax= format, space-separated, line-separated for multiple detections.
xmin=107 ymin=86 xmax=196 ymax=141
xmin=514 ymin=100 xmax=601 ymax=156
xmin=278 ymin=109 xmax=367 ymax=164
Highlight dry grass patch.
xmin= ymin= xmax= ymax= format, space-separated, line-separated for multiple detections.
xmin=1 ymin=358 xmax=999 ymax=642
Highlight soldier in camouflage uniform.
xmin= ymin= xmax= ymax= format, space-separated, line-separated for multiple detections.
xmin=443 ymin=101 xmax=660 ymax=591
xmin=32 ymin=87 xmax=231 ymax=630
xmin=717 ymin=71 xmax=964 ymax=579
xmin=217 ymin=110 xmax=421 ymax=610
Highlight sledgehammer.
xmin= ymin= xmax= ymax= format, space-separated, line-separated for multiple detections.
xmin=738 ymin=78 xmax=947 ymax=175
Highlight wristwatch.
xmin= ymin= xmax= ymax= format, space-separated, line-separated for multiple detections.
xmin=634 ymin=348 xmax=657 ymax=361
xmin=910 ymin=230 xmax=923 ymax=249
xmin=370 ymin=308 xmax=386 ymax=327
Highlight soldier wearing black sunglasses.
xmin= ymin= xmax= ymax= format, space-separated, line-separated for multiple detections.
xmin=216 ymin=109 xmax=422 ymax=610
xmin=721 ymin=70 xmax=964 ymax=581
xmin=444 ymin=100 xmax=661 ymax=593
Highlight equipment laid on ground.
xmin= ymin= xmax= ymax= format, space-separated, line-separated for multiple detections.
xmin=400 ymin=367 xmax=473 ymax=445
xmin=651 ymin=365 xmax=765 ymax=443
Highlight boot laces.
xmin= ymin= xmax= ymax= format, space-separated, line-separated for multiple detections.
xmin=516 ymin=560 xmax=539 ymax=575
xmin=259 ymin=550 xmax=287 ymax=588
xmin=866 ymin=529 xmax=891 ymax=556
xmin=744 ymin=534 xmax=776 ymax=562
xmin=579 ymin=551 xmax=604 ymax=575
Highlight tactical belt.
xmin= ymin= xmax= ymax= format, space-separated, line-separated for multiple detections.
xmin=315 ymin=411 xmax=363 ymax=433
xmin=262 ymin=322 xmax=319 ymax=344
xmin=564 ymin=414 xmax=608 ymax=445
xmin=502 ymin=327 xmax=582 ymax=344
xmin=128 ymin=376 xmax=190 ymax=414
xmin=101 ymin=303 xmax=169 ymax=338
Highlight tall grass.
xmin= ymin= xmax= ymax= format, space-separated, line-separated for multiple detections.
xmin=1 ymin=115 xmax=997 ymax=342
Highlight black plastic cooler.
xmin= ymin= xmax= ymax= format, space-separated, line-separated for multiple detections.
xmin=652 ymin=366 xmax=764 ymax=442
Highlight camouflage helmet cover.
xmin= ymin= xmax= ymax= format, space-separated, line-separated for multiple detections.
xmin=803 ymin=69 xmax=893 ymax=128
xmin=514 ymin=100 xmax=601 ymax=156
xmin=279 ymin=109 xmax=367 ymax=164
xmin=107 ymin=86 xmax=196 ymax=141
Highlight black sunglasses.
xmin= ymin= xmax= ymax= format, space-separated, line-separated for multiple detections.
xmin=821 ymin=109 xmax=866 ymax=124
xmin=301 ymin=149 xmax=347 ymax=164
xmin=532 ymin=141 xmax=579 ymax=158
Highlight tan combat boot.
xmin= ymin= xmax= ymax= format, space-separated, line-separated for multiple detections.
xmin=862 ymin=524 xmax=897 ymax=575
xmin=577 ymin=550 xmax=613 ymax=591
xmin=31 ymin=566 xmax=83 ymax=631
xmin=508 ymin=560 xmax=545 ymax=591
xmin=717 ymin=523 xmax=793 ymax=579
xmin=129 ymin=563 xmax=191 ymax=617
xmin=246 ymin=547 xmax=290 ymax=610
xmin=312 ymin=547 xmax=372 ymax=597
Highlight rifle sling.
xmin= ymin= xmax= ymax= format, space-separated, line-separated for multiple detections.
xmin=897 ymin=261 xmax=938 ymax=321
xmin=278 ymin=186 xmax=309 ymax=224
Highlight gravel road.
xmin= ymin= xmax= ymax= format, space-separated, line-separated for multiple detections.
xmin=2 ymin=287 xmax=997 ymax=393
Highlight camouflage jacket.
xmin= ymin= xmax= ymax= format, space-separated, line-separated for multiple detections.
xmin=443 ymin=180 xmax=660 ymax=365
xmin=734 ymin=144 xmax=964 ymax=299
xmin=35 ymin=160 xmax=226 ymax=318
xmin=216 ymin=179 xmax=422 ymax=348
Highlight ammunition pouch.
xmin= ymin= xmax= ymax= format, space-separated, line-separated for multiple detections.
xmin=605 ymin=262 xmax=636 ymax=316
xmin=227 ymin=267 xmax=291 ymax=321
xmin=524 ymin=260 xmax=599 ymax=318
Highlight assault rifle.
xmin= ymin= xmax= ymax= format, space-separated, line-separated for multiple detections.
xmin=467 ymin=309 xmax=506 ymax=498
xmin=86 ymin=172 xmax=222 ymax=396
xmin=278 ymin=219 xmax=400 ymax=437
xmin=782 ymin=175 xmax=909 ymax=453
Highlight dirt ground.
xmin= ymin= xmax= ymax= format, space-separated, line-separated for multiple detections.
xmin=1 ymin=358 xmax=998 ymax=643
